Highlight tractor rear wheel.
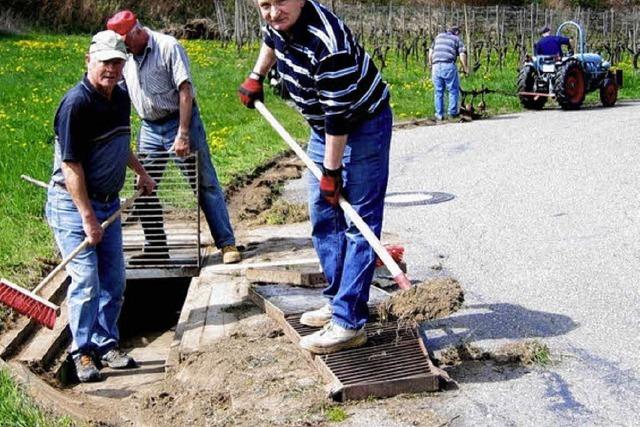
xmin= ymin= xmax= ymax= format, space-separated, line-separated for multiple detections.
xmin=517 ymin=65 xmax=547 ymax=110
xmin=599 ymin=79 xmax=618 ymax=107
xmin=555 ymin=60 xmax=586 ymax=110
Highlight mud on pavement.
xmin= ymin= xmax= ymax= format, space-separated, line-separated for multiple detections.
xmin=127 ymin=311 xmax=443 ymax=427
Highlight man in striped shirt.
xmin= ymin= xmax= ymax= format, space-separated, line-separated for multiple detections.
xmin=429 ymin=26 xmax=468 ymax=120
xmin=107 ymin=10 xmax=241 ymax=265
xmin=239 ymin=0 xmax=392 ymax=354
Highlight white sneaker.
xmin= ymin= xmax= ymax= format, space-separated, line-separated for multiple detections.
xmin=300 ymin=303 xmax=332 ymax=327
xmin=299 ymin=321 xmax=367 ymax=354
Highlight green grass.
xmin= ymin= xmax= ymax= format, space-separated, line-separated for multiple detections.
xmin=0 ymin=368 xmax=74 ymax=426
xmin=325 ymin=405 xmax=349 ymax=422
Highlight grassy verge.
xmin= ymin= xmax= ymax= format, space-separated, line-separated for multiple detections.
xmin=0 ymin=367 xmax=73 ymax=426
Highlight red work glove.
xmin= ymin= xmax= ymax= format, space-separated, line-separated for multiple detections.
xmin=238 ymin=75 xmax=264 ymax=109
xmin=319 ymin=166 xmax=342 ymax=207
xmin=375 ymin=244 xmax=405 ymax=267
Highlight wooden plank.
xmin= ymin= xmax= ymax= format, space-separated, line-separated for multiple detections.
xmin=246 ymin=266 xmax=325 ymax=287
xmin=199 ymin=278 xmax=246 ymax=347
xmin=166 ymin=277 xmax=207 ymax=370
xmin=16 ymin=303 xmax=70 ymax=370
xmin=177 ymin=278 xmax=213 ymax=358
xmin=200 ymin=257 xmax=319 ymax=275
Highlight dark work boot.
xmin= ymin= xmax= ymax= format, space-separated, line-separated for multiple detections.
xmin=73 ymin=353 xmax=102 ymax=382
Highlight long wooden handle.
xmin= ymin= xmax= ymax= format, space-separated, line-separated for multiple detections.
xmin=254 ymin=101 xmax=411 ymax=290
xmin=33 ymin=188 xmax=144 ymax=294
xmin=21 ymin=174 xmax=48 ymax=189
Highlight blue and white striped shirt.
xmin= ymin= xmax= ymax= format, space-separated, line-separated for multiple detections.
xmin=430 ymin=32 xmax=466 ymax=64
xmin=263 ymin=0 xmax=389 ymax=134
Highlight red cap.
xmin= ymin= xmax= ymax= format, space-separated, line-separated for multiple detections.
xmin=107 ymin=10 xmax=137 ymax=35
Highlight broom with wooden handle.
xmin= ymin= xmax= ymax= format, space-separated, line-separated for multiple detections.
xmin=254 ymin=101 xmax=411 ymax=290
xmin=0 ymin=188 xmax=144 ymax=329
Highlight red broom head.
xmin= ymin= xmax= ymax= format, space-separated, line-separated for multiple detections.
xmin=0 ymin=279 xmax=58 ymax=329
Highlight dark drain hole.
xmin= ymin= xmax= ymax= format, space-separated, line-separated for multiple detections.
xmin=118 ymin=277 xmax=191 ymax=341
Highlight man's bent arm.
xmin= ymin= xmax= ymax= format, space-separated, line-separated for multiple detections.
xmin=61 ymin=161 xmax=103 ymax=245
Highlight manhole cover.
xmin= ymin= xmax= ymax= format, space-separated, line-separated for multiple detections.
xmin=385 ymin=191 xmax=454 ymax=207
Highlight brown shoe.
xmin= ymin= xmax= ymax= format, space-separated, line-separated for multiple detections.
xmin=222 ymin=245 xmax=241 ymax=264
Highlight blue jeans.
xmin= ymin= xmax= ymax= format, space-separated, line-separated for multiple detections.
xmin=307 ymin=105 xmax=392 ymax=330
xmin=46 ymin=186 xmax=125 ymax=355
xmin=432 ymin=62 xmax=460 ymax=118
xmin=137 ymin=106 xmax=235 ymax=249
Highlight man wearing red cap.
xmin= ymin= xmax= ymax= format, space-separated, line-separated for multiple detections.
xmin=107 ymin=10 xmax=241 ymax=265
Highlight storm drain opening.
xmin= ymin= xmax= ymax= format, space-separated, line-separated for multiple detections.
xmin=118 ymin=277 xmax=191 ymax=342
xmin=47 ymin=277 xmax=193 ymax=386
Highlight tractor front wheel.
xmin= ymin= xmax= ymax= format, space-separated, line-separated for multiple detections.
xmin=555 ymin=60 xmax=586 ymax=110
xmin=517 ymin=65 xmax=547 ymax=110
xmin=600 ymin=79 xmax=618 ymax=107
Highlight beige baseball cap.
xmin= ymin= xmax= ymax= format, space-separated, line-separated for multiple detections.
xmin=89 ymin=30 xmax=127 ymax=61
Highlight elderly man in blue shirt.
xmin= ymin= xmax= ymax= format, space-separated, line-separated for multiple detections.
xmin=238 ymin=0 xmax=392 ymax=355
xmin=47 ymin=30 xmax=156 ymax=382
xmin=429 ymin=26 xmax=469 ymax=121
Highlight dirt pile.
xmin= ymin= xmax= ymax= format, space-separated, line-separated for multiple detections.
xmin=378 ymin=277 xmax=464 ymax=324
xmin=227 ymin=157 xmax=305 ymax=225
xmin=438 ymin=340 xmax=551 ymax=367
xmin=251 ymin=199 xmax=309 ymax=226
xmin=130 ymin=314 xmax=329 ymax=426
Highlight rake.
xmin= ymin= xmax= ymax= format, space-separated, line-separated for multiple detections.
xmin=0 ymin=188 xmax=144 ymax=329
xmin=254 ymin=101 xmax=411 ymax=290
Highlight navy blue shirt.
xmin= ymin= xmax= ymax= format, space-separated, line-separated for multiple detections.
xmin=263 ymin=0 xmax=389 ymax=135
xmin=52 ymin=75 xmax=131 ymax=195
xmin=535 ymin=35 xmax=570 ymax=56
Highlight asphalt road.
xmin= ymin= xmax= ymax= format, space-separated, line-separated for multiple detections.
xmin=382 ymin=103 xmax=640 ymax=426
xmin=281 ymin=102 xmax=639 ymax=425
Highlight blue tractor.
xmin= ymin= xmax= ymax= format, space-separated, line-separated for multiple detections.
xmin=517 ymin=21 xmax=621 ymax=110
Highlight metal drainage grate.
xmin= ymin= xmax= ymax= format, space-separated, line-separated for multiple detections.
xmin=248 ymin=284 xmax=440 ymax=401
xmin=287 ymin=312 xmax=438 ymax=400
xmin=121 ymin=151 xmax=202 ymax=278
xmin=385 ymin=191 xmax=455 ymax=207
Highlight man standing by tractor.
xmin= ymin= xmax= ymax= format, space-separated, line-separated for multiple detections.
xmin=534 ymin=26 xmax=572 ymax=57
xmin=106 ymin=10 xmax=241 ymax=265
xmin=238 ymin=0 xmax=391 ymax=354
xmin=47 ymin=30 xmax=156 ymax=382
xmin=429 ymin=25 xmax=468 ymax=121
